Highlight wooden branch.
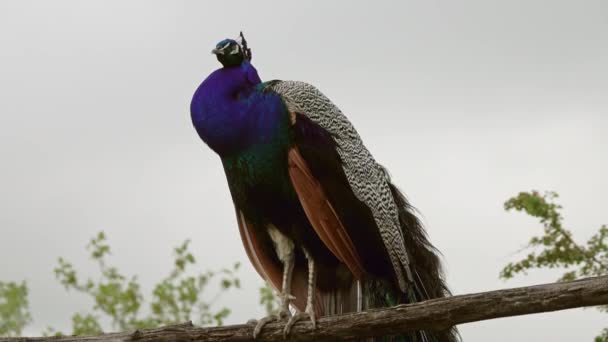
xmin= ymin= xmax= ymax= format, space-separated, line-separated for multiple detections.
xmin=4 ymin=275 xmax=607 ymax=342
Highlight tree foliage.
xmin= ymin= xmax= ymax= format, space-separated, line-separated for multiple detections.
xmin=1 ymin=232 xmax=283 ymax=337
xmin=501 ymin=190 xmax=608 ymax=341
xmin=0 ymin=281 xmax=32 ymax=336
xmin=259 ymin=282 xmax=279 ymax=316
xmin=47 ymin=232 xmax=240 ymax=335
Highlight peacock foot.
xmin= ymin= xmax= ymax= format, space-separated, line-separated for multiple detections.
xmin=251 ymin=308 xmax=291 ymax=339
xmin=283 ymin=306 xmax=316 ymax=339
xmin=252 ymin=304 xmax=292 ymax=339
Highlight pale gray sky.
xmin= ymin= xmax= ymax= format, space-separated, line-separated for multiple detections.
xmin=1 ymin=0 xmax=607 ymax=340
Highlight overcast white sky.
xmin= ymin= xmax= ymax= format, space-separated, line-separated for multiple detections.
xmin=1 ymin=1 xmax=607 ymax=340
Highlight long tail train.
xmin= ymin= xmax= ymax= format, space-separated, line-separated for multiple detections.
xmin=317 ymin=181 xmax=460 ymax=342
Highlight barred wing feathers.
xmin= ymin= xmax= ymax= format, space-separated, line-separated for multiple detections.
xmin=270 ymin=80 xmax=414 ymax=292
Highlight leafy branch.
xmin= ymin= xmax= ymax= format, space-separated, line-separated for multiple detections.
xmin=0 ymin=281 xmax=31 ymax=336
xmin=258 ymin=283 xmax=279 ymax=316
xmin=50 ymin=232 xmax=240 ymax=335
xmin=501 ymin=190 xmax=608 ymax=341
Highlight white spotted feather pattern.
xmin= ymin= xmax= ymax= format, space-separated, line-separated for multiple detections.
xmin=270 ymin=80 xmax=414 ymax=292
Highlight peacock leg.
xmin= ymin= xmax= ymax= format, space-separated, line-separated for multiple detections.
xmin=252 ymin=226 xmax=295 ymax=338
xmin=277 ymin=247 xmax=295 ymax=317
xmin=283 ymin=248 xmax=317 ymax=338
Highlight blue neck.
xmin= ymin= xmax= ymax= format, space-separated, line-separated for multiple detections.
xmin=191 ymin=61 xmax=288 ymax=156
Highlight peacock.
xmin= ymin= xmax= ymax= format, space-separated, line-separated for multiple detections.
xmin=190 ymin=32 xmax=458 ymax=341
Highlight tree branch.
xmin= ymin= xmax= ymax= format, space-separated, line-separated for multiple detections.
xmin=559 ymin=225 xmax=608 ymax=271
xmin=4 ymin=275 xmax=607 ymax=342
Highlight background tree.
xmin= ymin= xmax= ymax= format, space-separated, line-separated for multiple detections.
xmin=500 ymin=190 xmax=608 ymax=341
xmin=258 ymin=283 xmax=279 ymax=316
xmin=0 ymin=281 xmax=32 ymax=336
xmin=0 ymin=231 xmax=284 ymax=337
xmin=48 ymin=232 xmax=241 ymax=336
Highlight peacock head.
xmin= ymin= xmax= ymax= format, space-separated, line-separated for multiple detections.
xmin=212 ymin=32 xmax=252 ymax=67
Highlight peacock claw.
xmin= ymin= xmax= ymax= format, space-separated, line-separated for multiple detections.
xmin=251 ymin=308 xmax=291 ymax=339
xmin=283 ymin=309 xmax=316 ymax=339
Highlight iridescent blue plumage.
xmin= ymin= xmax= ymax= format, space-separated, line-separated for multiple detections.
xmin=191 ymin=58 xmax=301 ymax=225
xmin=191 ymin=61 xmax=277 ymax=153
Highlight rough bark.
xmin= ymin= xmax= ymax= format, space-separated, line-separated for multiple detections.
xmin=3 ymin=275 xmax=607 ymax=342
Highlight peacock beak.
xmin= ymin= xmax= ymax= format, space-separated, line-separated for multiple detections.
xmin=211 ymin=48 xmax=224 ymax=55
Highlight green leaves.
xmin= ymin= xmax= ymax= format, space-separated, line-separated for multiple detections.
xmin=502 ymin=190 xmax=608 ymax=340
xmin=51 ymin=232 xmax=241 ymax=335
xmin=0 ymin=281 xmax=31 ymax=336
xmin=500 ymin=191 xmax=607 ymax=281
xmin=1 ymin=232 xmax=279 ymax=337
xmin=53 ymin=232 xmax=143 ymax=332
xmin=259 ymin=282 xmax=279 ymax=316
xmin=147 ymin=241 xmax=240 ymax=327
xmin=595 ymin=328 xmax=608 ymax=342
xmin=71 ymin=313 xmax=103 ymax=336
